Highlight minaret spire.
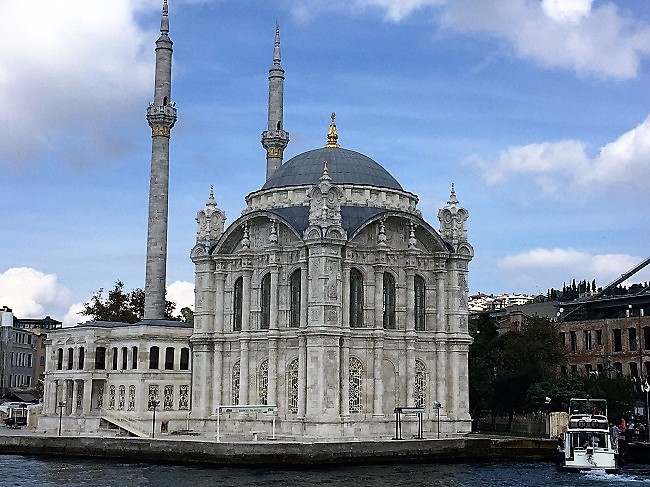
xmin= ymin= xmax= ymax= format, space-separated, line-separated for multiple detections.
xmin=144 ymin=0 xmax=177 ymax=320
xmin=262 ymin=24 xmax=290 ymax=181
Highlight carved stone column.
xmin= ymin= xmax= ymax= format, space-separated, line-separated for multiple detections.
xmin=82 ymin=379 xmax=92 ymax=415
xmin=268 ymin=332 xmax=278 ymax=406
xmin=340 ymin=336 xmax=350 ymax=417
xmin=298 ymin=334 xmax=307 ymax=418
xmin=372 ymin=332 xmax=384 ymax=417
xmin=71 ymin=380 xmax=79 ymax=415
xmin=214 ymin=266 xmax=226 ymax=333
xmin=239 ymin=335 xmax=250 ymax=405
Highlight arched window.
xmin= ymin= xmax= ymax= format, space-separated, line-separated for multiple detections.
xmin=94 ymin=347 xmax=106 ymax=370
xmin=180 ymin=347 xmax=190 ymax=370
xmin=232 ymin=361 xmax=241 ymax=405
xmin=260 ymin=273 xmax=271 ymax=329
xmin=289 ymin=270 xmax=301 ymax=328
xmin=259 ymin=360 xmax=269 ymax=405
xmin=121 ymin=347 xmax=128 ymax=370
xmin=233 ymin=277 xmax=243 ymax=331
xmin=78 ymin=347 xmax=85 ymax=370
xmin=56 ymin=348 xmax=63 ymax=370
xmin=415 ymin=360 xmax=426 ymax=408
xmin=383 ymin=272 xmax=396 ymax=329
xmin=111 ymin=347 xmax=118 ymax=370
xmin=288 ymin=358 xmax=299 ymax=414
xmin=165 ymin=347 xmax=174 ymax=370
xmin=149 ymin=346 xmax=159 ymax=370
xmin=349 ymin=357 xmax=363 ymax=413
xmin=67 ymin=348 xmax=73 ymax=370
xmin=131 ymin=346 xmax=138 ymax=369
xmin=350 ymin=269 xmax=364 ymax=328
xmin=414 ymin=276 xmax=426 ymax=331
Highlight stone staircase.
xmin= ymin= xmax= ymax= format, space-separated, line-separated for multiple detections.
xmin=99 ymin=409 xmax=150 ymax=438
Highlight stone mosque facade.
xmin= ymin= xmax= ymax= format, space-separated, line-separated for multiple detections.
xmin=40 ymin=2 xmax=473 ymax=439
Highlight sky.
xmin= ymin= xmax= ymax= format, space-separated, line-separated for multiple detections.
xmin=0 ymin=0 xmax=649 ymax=326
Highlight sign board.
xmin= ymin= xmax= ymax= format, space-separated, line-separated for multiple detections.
xmin=218 ymin=405 xmax=277 ymax=414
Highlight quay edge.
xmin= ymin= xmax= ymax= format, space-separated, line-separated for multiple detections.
xmin=0 ymin=435 xmax=556 ymax=466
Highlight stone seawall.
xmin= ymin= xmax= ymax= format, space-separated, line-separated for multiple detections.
xmin=0 ymin=435 xmax=555 ymax=466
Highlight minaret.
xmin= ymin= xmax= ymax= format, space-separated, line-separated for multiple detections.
xmin=261 ymin=24 xmax=290 ymax=180
xmin=144 ymin=0 xmax=177 ymax=320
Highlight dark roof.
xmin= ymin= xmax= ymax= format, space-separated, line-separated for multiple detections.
xmin=261 ymin=147 xmax=402 ymax=191
xmin=269 ymin=206 xmax=386 ymax=235
xmin=75 ymin=319 xmax=192 ymax=329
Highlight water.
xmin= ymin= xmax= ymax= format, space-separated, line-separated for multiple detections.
xmin=1 ymin=456 xmax=650 ymax=487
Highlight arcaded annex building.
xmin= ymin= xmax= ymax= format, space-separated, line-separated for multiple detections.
xmin=42 ymin=2 xmax=474 ymax=439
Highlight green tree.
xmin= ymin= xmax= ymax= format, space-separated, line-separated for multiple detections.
xmin=468 ymin=313 xmax=499 ymax=430
xmin=488 ymin=316 xmax=566 ymax=431
xmin=180 ymin=307 xmax=194 ymax=324
xmin=81 ymin=280 xmax=178 ymax=323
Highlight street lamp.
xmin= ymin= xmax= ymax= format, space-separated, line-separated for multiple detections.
xmin=148 ymin=399 xmax=160 ymax=439
xmin=57 ymin=401 xmax=66 ymax=436
xmin=433 ymin=401 xmax=442 ymax=439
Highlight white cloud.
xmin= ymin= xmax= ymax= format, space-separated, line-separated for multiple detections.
xmin=0 ymin=1 xmax=156 ymax=165
xmin=0 ymin=267 xmax=72 ymax=319
xmin=286 ymin=0 xmax=443 ymax=23
xmin=167 ymin=280 xmax=195 ymax=314
xmin=62 ymin=303 xmax=87 ymax=328
xmin=440 ymin=0 xmax=650 ymax=79
xmin=498 ymin=248 xmax=650 ymax=288
xmin=541 ymin=0 xmax=593 ymax=24
xmin=469 ymin=116 xmax=650 ymax=195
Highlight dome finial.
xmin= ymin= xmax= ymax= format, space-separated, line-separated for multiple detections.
xmin=160 ymin=0 xmax=169 ymax=35
xmin=325 ymin=112 xmax=340 ymax=148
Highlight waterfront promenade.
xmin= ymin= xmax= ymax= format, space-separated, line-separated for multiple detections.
xmin=0 ymin=428 xmax=556 ymax=466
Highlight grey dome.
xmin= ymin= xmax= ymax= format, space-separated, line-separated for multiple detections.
xmin=261 ymin=147 xmax=403 ymax=191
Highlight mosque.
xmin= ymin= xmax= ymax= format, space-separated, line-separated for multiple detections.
xmin=41 ymin=1 xmax=473 ymax=439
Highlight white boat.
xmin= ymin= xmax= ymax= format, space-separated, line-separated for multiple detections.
xmin=556 ymin=398 xmax=620 ymax=473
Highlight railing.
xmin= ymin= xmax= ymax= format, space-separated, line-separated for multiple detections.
xmin=99 ymin=408 xmax=149 ymax=438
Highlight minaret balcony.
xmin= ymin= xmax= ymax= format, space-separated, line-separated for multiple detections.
xmin=147 ymin=103 xmax=177 ymax=129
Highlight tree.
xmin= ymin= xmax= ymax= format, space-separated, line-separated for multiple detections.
xmin=487 ymin=316 xmax=566 ymax=431
xmin=81 ymin=280 xmax=178 ymax=323
xmin=180 ymin=307 xmax=194 ymax=324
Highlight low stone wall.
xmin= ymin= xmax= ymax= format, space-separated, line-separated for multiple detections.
xmin=0 ymin=435 xmax=556 ymax=466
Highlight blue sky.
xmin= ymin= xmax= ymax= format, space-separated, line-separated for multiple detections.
xmin=1 ymin=0 xmax=649 ymax=325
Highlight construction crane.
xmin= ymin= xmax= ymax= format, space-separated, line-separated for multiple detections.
xmin=559 ymin=256 xmax=650 ymax=322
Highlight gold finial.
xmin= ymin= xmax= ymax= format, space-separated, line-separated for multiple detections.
xmin=325 ymin=112 xmax=340 ymax=148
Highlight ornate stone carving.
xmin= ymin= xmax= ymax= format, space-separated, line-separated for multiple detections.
xmin=438 ymin=183 xmax=469 ymax=248
xmin=196 ymin=187 xmax=226 ymax=246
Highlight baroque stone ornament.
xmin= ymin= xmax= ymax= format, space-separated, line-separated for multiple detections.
xmin=438 ymin=183 xmax=469 ymax=248
xmin=196 ymin=186 xmax=226 ymax=245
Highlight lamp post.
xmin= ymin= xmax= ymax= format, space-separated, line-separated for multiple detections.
xmin=642 ymin=380 xmax=650 ymax=443
xmin=57 ymin=401 xmax=66 ymax=436
xmin=433 ymin=401 xmax=442 ymax=439
xmin=148 ymin=399 xmax=160 ymax=439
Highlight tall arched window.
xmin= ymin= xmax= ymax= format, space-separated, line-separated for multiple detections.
xmin=78 ymin=347 xmax=85 ymax=370
xmin=164 ymin=347 xmax=174 ymax=370
xmin=94 ymin=347 xmax=106 ymax=370
xmin=349 ymin=357 xmax=363 ymax=413
xmin=414 ymin=275 xmax=426 ymax=331
xmin=288 ymin=358 xmax=299 ymax=414
xmin=383 ymin=272 xmax=396 ymax=329
xmin=149 ymin=346 xmax=159 ymax=370
xmin=121 ymin=347 xmax=128 ymax=370
xmin=232 ymin=361 xmax=241 ymax=405
xmin=233 ymin=277 xmax=243 ymax=331
xmin=415 ymin=360 xmax=426 ymax=408
xmin=131 ymin=346 xmax=138 ymax=369
xmin=259 ymin=360 xmax=269 ymax=405
xmin=260 ymin=273 xmax=271 ymax=329
xmin=180 ymin=347 xmax=190 ymax=370
xmin=67 ymin=348 xmax=74 ymax=370
xmin=56 ymin=348 xmax=63 ymax=370
xmin=350 ymin=269 xmax=364 ymax=328
xmin=289 ymin=270 xmax=301 ymax=328
xmin=111 ymin=347 xmax=118 ymax=370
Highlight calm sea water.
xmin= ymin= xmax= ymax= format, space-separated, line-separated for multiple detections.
xmin=1 ymin=456 xmax=650 ymax=487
